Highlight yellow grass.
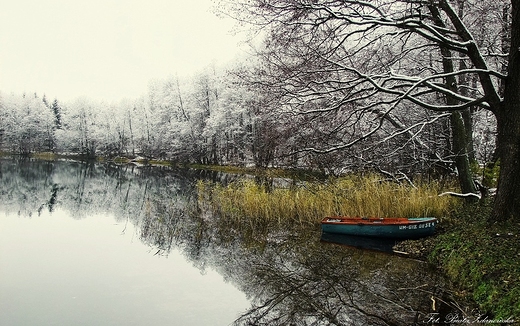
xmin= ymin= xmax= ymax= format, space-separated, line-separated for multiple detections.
xmin=197 ymin=174 xmax=456 ymax=226
xmin=30 ymin=152 xmax=57 ymax=160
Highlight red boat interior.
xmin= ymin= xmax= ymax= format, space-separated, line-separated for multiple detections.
xmin=322 ymin=217 xmax=422 ymax=225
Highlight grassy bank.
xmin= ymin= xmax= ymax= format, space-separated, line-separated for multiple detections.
xmin=428 ymin=200 xmax=520 ymax=319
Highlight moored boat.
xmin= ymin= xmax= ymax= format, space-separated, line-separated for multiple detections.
xmin=321 ymin=216 xmax=437 ymax=239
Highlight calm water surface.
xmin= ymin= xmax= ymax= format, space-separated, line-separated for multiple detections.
xmin=0 ymin=158 xmax=460 ymax=325
xmin=0 ymin=210 xmax=248 ymax=326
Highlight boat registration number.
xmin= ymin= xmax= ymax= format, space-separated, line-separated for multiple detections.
xmin=399 ymin=222 xmax=435 ymax=230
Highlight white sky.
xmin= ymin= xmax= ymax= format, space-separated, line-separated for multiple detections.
xmin=0 ymin=0 xmax=246 ymax=102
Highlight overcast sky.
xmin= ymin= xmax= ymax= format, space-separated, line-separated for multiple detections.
xmin=0 ymin=0 xmax=245 ymax=102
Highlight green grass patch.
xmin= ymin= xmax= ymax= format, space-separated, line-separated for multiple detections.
xmin=197 ymin=174 xmax=455 ymax=227
xmin=429 ymin=200 xmax=520 ymax=319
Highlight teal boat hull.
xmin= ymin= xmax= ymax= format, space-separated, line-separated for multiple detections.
xmin=321 ymin=217 xmax=437 ymax=239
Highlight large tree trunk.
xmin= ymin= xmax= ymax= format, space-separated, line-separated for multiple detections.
xmin=493 ymin=107 xmax=520 ymax=221
xmin=430 ymin=4 xmax=477 ymax=196
xmin=450 ymin=110 xmax=477 ymax=195
xmin=491 ymin=0 xmax=520 ymax=221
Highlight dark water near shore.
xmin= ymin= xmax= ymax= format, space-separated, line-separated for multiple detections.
xmin=0 ymin=158 xmax=463 ymax=325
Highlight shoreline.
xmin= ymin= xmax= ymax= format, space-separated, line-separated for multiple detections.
xmin=2 ymin=152 xmax=518 ymax=319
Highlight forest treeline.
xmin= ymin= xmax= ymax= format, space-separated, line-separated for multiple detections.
xmin=0 ymin=62 xmax=496 ymax=176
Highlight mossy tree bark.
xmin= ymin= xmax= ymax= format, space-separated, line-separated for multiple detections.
xmin=492 ymin=0 xmax=520 ymax=221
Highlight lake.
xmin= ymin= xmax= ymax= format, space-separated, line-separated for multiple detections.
xmin=0 ymin=158 xmax=459 ymax=325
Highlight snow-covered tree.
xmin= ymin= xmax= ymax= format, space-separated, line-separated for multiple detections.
xmin=57 ymin=97 xmax=104 ymax=157
xmin=219 ymin=0 xmax=520 ymax=221
xmin=0 ymin=92 xmax=55 ymax=154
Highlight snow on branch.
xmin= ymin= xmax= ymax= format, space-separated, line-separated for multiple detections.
xmin=438 ymin=192 xmax=481 ymax=200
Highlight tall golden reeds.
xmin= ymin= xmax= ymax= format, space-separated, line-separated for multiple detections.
xmin=197 ymin=174 xmax=455 ymax=226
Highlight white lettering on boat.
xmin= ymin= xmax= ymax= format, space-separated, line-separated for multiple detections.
xmin=398 ymin=222 xmax=435 ymax=230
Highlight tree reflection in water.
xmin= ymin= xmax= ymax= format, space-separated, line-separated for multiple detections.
xmin=191 ymin=218 xmax=452 ymax=326
xmin=1 ymin=158 xmax=461 ymax=325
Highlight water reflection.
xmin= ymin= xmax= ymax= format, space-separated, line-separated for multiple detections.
xmin=0 ymin=158 xmax=464 ymax=325
xmin=186 ymin=222 xmax=455 ymax=326
xmin=320 ymin=232 xmax=398 ymax=253
xmin=0 ymin=210 xmax=249 ymax=326
xmin=0 ymin=158 xmax=196 ymax=221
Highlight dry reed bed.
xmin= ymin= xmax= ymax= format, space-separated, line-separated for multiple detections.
xmin=197 ymin=175 xmax=455 ymax=226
